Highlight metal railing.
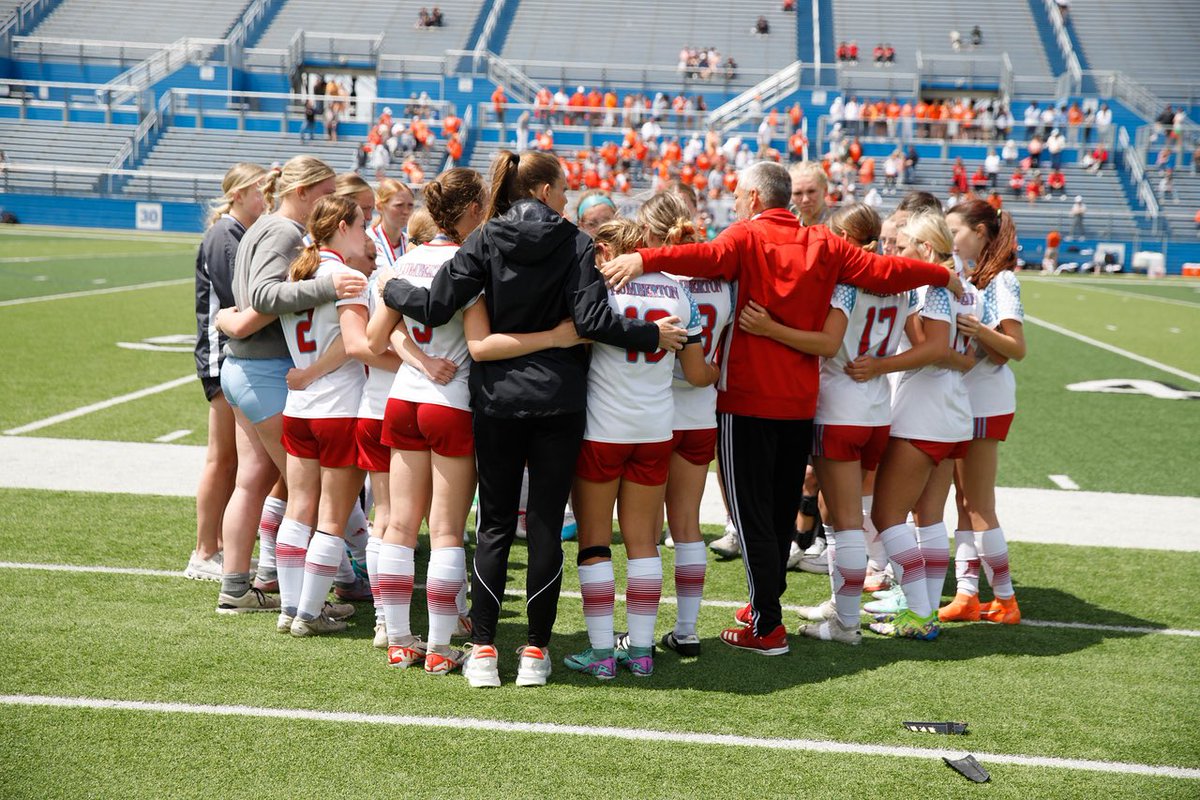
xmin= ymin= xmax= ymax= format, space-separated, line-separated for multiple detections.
xmin=471 ymin=0 xmax=506 ymax=72
xmin=1120 ymin=127 xmax=1159 ymax=217
xmin=290 ymin=30 xmax=384 ymax=67
xmin=490 ymin=55 xmax=779 ymax=95
xmin=0 ymin=162 xmax=226 ymax=201
xmin=100 ymin=37 xmax=225 ymax=108
xmin=708 ymin=61 xmax=801 ymax=132
xmin=1043 ymin=0 xmax=1082 ymax=92
xmin=0 ymin=0 xmax=58 ymax=56
xmin=915 ymin=51 xmax=1012 ymax=96
xmin=12 ymin=35 xmax=169 ymax=67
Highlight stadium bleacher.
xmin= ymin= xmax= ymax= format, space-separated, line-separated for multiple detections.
xmin=29 ymin=0 xmax=248 ymax=43
xmin=251 ymin=0 xmax=485 ymax=55
xmin=0 ymin=118 xmax=134 ymax=195
xmin=1068 ymin=0 xmax=1200 ymax=89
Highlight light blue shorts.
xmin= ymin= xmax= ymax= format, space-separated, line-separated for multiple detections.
xmin=220 ymin=355 xmax=293 ymax=424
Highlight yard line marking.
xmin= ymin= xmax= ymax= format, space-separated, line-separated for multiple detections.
xmin=1 ymin=560 xmax=1196 ymax=638
xmin=0 ymin=250 xmax=193 ymax=264
xmin=3 ymin=694 xmax=1198 ymax=779
xmin=154 ymin=430 xmax=192 ymax=443
xmin=0 ymin=278 xmax=192 ymax=307
xmin=1069 ymin=283 xmax=1200 ymax=309
xmin=1049 ymin=474 xmax=1080 ymax=490
xmin=3 ymin=375 xmax=197 ymax=435
xmin=0 ymin=227 xmax=198 ymax=244
xmin=1024 ymin=315 xmax=1200 ymax=385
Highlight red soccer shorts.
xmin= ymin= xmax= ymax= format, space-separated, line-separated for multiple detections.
xmin=282 ymin=415 xmax=358 ymax=468
xmin=355 ymin=417 xmax=390 ymax=472
xmin=382 ymin=398 xmax=474 ymax=458
xmin=902 ymin=437 xmax=971 ymax=466
xmin=671 ymin=428 xmax=717 ymax=466
xmin=972 ymin=413 xmax=1015 ymax=442
xmin=576 ymin=439 xmax=674 ymax=486
xmin=812 ymin=423 xmax=890 ymax=470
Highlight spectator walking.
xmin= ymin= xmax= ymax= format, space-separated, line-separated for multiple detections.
xmin=1070 ymin=195 xmax=1087 ymax=239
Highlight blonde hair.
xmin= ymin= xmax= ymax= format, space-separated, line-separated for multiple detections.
xmin=376 ymin=176 xmax=414 ymax=205
xmin=592 ymin=218 xmax=644 ymax=259
xmin=636 ymin=192 xmax=701 ymax=246
xmin=262 ymin=155 xmax=335 ymax=210
xmin=208 ymin=162 xmax=267 ymax=226
xmin=334 ymin=171 xmax=372 ymax=201
xmin=289 ymin=195 xmax=360 ymax=281
xmin=788 ymin=160 xmax=828 ymax=190
xmin=901 ymin=210 xmax=955 ymax=268
xmin=828 ymin=203 xmax=881 ymax=251
xmin=406 ymin=208 xmax=438 ymax=246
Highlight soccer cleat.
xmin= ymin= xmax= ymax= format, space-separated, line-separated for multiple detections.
xmin=452 ymin=615 xmax=473 ymax=640
xmin=660 ymin=631 xmax=701 ymax=657
xmin=719 ymin=623 xmax=789 ymax=656
xmin=734 ymin=602 xmax=753 ymax=627
xmin=785 ymin=540 xmax=804 ymax=570
xmin=276 ymin=612 xmax=294 ymax=633
xmin=333 ymin=575 xmax=373 ymax=602
xmin=862 ymin=569 xmax=892 ymax=594
xmin=184 ymin=551 xmax=224 ymax=582
xmin=387 ymin=637 xmax=428 ymax=668
xmin=619 ymin=646 xmax=654 ymax=677
xmin=938 ymin=592 xmax=982 ymax=622
xmin=799 ymin=616 xmax=863 ymax=645
xmin=561 ymin=510 xmax=578 ymax=541
xmin=563 ymin=648 xmax=617 ymax=680
xmin=323 ymin=601 xmax=355 ymax=620
xmin=290 ymin=612 xmax=347 ymax=637
xmin=980 ymin=596 xmax=1021 ymax=625
xmin=863 ymin=587 xmax=908 ymax=616
xmin=797 ymin=537 xmax=830 ymax=574
xmin=515 ymin=645 xmax=552 ymax=687
xmin=463 ymin=644 xmax=501 ymax=688
xmin=869 ymin=609 xmax=940 ymax=640
xmin=424 ymin=647 xmax=465 ymax=675
xmin=216 ymin=588 xmax=280 ymax=615
xmin=872 ymin=583 xmax=903 ymax=601
xmin=372 ymin=622 xmax=389 ymax=649
xmin=709 ymin=530 xmax=741 ymax=560
xmin=796 ymin=597 xmax=836 ymax=622
xmin=251 ymin=574 xmax=280 ymax=594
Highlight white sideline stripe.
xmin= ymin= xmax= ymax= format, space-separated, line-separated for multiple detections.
xmin=1 ymin=560 xmax=1195 ymax=639
xmin=1024 ymin=315 xmax=1200 ymax=385
xmin=154 ymin=430 xmax=192 ymax=443
xmin=1067 ymin=283 xmax=1200 ymax=309
xmin=0 ymin=250 xmax=193 ymax=264
xmin=1049 ymin=474 xmax=1080 ymax=490
xmin=0 ymin=278 xmax=192 ymax=307
xmin=0 ymin=226 xmax=199 ymax=244
xmin=2 ymin=694 xmax=1197 ymax=780
xmin=3 ymin=375 xmax=197 ymax=435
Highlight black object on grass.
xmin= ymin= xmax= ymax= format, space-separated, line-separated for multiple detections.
xmin=903 ymin=721 xmax=969 ymax=735
xmin=943 ymin=755 xmax=991 ymax=783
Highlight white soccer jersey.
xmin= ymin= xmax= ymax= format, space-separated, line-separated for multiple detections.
xmin=817 ymin=284 xmax=920 ymax=426
xmin=368 ymin=222 xmax=406 ymax=271
xmin=281 ymin=252 xmax=368 ymax=419
xmin=584 ymin=274 xmax=704 ymax=444
xmin=890 ymin=276 xmax=979 ymax=442
xmin=387 ymin=237 xmax=476 ymax=411
xmin=357 ymin=270 xmax=398 ymax=421
xmin=965 ymin=270 xmax=1023 ymax=417
xmin=666 ymin=274 xmax=734 ymax=431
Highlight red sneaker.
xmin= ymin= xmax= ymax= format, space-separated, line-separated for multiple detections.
xmin=980 ymin=595 xmax=1021 ymax=625
xmin=734 ymin=602 xmax=753 ymax=627
xmin=719 ymin=623 xmax=789 ymax=655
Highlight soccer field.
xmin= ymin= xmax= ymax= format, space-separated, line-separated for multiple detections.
xmin=1 ymin=228 xmax=1198 ymax=798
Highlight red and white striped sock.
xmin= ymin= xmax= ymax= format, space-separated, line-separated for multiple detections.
xmin=978 ymin=527 xmax=1014 ymax=598
xmin=831 ymin=528 xmax=867 ymax=626
xmin=626 ymin=556 xmax=662 ymax=649
xmin=365 ymin=536 xmax=384 ymax=625
xmin=915 ymin=523 xmax=950 ymax=614
xmin=297 ymin=531 xmax=342 ymax=621
xmin=880 ymin=523 xmax=930 ymax=616
xmin=275 ymin=518 xmax=311 ymax=617
xmin=378 ymin=542 xmax=415 ymax=645
xmin=954 ymin=529 xmax=980 ymax=596
xmin=579 ymin=561 xmax=615 ymax=651
xmin=672 ymin=541 xmax=707 ymax=637
xmin=426 ymin=547 xmax=465 ymax=647
xmin=257 ymin=496 xmax=286 ymax=575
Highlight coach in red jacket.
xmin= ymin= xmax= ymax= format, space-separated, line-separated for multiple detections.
xmin=601 ymin=161 xmax=961 ymax=654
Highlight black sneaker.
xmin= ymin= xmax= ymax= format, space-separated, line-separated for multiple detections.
xmin=660 ymin=631 xmax=701 ymax=657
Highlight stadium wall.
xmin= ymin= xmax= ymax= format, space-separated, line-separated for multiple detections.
xmin=0 ymin=194 xmax=206 ymax=233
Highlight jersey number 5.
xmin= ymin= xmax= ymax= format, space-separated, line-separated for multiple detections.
xmin=858 ymin=306 xmax=898 ymax=357
xmin=624 ymin=306 xmax=671 ymax=363
xmin=296 ymin=309 xmax=317 ymax=353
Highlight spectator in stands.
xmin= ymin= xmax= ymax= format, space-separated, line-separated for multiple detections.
xmin=950 ymin=157 xmax=969 ymax=202
xmin=1026 ymin=171 xmax=1044 ymax=203
xmin=984 ymin=147 xmax=1001 ymax=187
xmin=1028 ymin=134 xmax=1044 ymax=168
xmin=971 ymin=25 xmax=983 ymax=46
xmin=1155 ymin=105 xmax=1175 ymax=141
xmin=1009 ymin=167 xmax=1026 ymax=198
xmin=1024 ymin=102 xmax=1039 ymax=141
xmin=416 ymin=7 xmax=430 ymax=28
xmin=1159 ymin=168 xmax=1176 ymax=201
xmin=986 ymin=190 xmax=1003 ymax=211
xmin=724 ymin=57 xmax=739 ymax=80
xmin=994 ymin=104 xmax=1012 ymax=142
xmin=1043 ymin=230 xmax=1061 ymax=272
xmin=950 ymin=29 xmax=963 ymax=51
xmin=844 ymin=95 xmax=860 ymax=137
xmin=971 ymin=164 xmax=989 ymax=194
xmin=1002 ymin=138 xmax=1019 ymax=165
xmin=430 ymin=7 xmax=444 ymax=26
xmin=755 ymin=16 xmax=770 ymax=35
xmin=1047 ymin=168 xmax=1067 ymax=198
xmin=905 ymin=145 xmax=920 ymax=181
xmin=491 ymin=85 xmax=507 ymax=126
xmin=783 ymin=0 xmax=795 ymax=9
xmin=873 ymin=44 xmax=885 ymax=66
xmin=1094 ymin=102 xmax=1112 ymax=144
xmin=300 ymin=99 xmax=316 ymax=142
xmin=847 ymin=41 xmax=859 ymax=64
xmin=1047 ymin=129 xmax=1066 ymax=170
xmin=1066 ymin=102 xmax=1083 ymax=144
xmin=837 ymin=41 xmax=849 ymax=63
xmin=1039 ymin=105 xmax=1056 ymax=138
xmin=312 ymin=75 xmax=326 ymax=113
xmin=1070 ymin=195 xmax=1087 ymax=239
xmin=1082 ymin=144 xmax=1108 ymax=173
xmin=1192 ymin=142 xmax=1200 ymax=176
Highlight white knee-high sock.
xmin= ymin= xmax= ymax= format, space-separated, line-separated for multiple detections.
xmin=365 ymin=536 xmax=384 ymax=624
xmin=863 ymin=495 xmax=888 ymax=572
xmin=672 ymin=541 xmax=707 ymax=637
xmin=455 ymin=547 xmax=469 ymax=616
xmin=426 ymin=547 xmax=465 ymax=647
xmin=345 ymin=503 xmax=369 ymax=565
xmin=831 ymin=529 xmax=867 ymax=627
xmin=335 ymin=547 xmax=356 ymax=584
xmin=915 ymin=523 xmax=950 ymax=613
xmin=879 ymin=523 xmax=929 ymax=616
xmin=625 ymin=556 xmax=662 ymax=649
xmin=378 ymin=542 xmax=416 ymax=645
xmin=275 ymin=518 xmax=311 ymax=617
xmin=579 ymin=561 xmax=615 ymax=652
xmin=297 ymin=531 xmax=342 ymax=621
xmin=954 ymin=529 xmax=980 ymax=596
xmin=257 ymin=496 xmax=286 ymax=574
xmin=978 ymin=527 xmax=1014 ymax=598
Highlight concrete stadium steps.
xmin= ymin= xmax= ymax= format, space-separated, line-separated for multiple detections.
xmin=29 ymin=0 xmax=249 ymax=44
xmin=251 ymin=0 xmax=485 ymax=56
xmin=0 ymin=118 xmax=133 ymax=194
xmin=1151 ymin=168 xmax=1200 ymax=237
xmin=1068 ymin=0 xmax=1200 ymax=88
xmin=500 ymin=0 xmax=798 ymax=75
xmin=832 ymin=0 xmax=1053 ymax=78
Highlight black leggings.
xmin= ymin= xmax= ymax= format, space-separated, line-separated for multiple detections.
xmin=470 ymin=410 xmax=586 ymax=648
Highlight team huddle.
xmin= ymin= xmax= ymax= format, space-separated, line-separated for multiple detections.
xmin=191 ymin=149 xmax=1025 ymax=688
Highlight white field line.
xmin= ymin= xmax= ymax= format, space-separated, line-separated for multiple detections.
xmin=1024 ymin=315 xmax=1200 ymax=385
xmin=3 ymin=375 xmax=197 ymax=435
xmin=0 ymin=560 xmax=1193 ymax=639
xmin=154 ymin=430 xmax=192 ymax=443
xmin=0 ymin=250 xmax=193 ymax=264
xmin=0 ymin=278 xmax=192 ymax=307
xmin=2 ymin=694 xmax=1197 ymax=780
xmin=0 ymin=226 xmax=199 ymax=244
xmin=1049 ymin=474 xmax=1080 ymax=490
xmin=1065 ymin=283 xmax=1200 ymax=309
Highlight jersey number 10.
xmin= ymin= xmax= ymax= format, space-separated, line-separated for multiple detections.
xmin=624 ymin=306 xmax=671 ymax=363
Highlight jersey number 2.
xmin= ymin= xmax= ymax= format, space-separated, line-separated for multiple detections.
xmin=858 ymin=306 xmax=898 ymax=357
xmin=296 ymin=309 xmax=316 ymax=353
xmin=624 ymin=306 xmax=671 ymax=363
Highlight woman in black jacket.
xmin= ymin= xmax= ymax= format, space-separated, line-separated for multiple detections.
xmin=382 ymin=150 xmax=684 ymax=687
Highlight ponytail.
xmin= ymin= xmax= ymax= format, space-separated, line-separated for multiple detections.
xmin=636 ymin=191 xmax=701 ymax=245
xmin=487 ymin=150 xmax=522 ymax=220
xmin=485 ymin=149 xmax=564 ymax=220
xmin=260 ymin=166 xmax=283 ymax=212
xmin=290 ymin=241 xmax=322 ymax=282
xmin=208 ymin=162 xmax=267 ymax=227
xmin=947 ymin=199 xmax=1017 ymax=289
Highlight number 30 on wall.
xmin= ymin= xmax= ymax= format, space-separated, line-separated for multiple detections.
xmin=135 ymin=202 xmax=163 ymax=231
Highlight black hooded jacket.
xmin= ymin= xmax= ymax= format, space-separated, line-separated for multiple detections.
xmin=382 ymin=199 xmax=660 ymax=418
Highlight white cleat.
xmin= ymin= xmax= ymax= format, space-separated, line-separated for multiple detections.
xmin=463 ymin=644 xmax=501 ymax=688
xmin=515 ymin=645 xmax=552 ymax=687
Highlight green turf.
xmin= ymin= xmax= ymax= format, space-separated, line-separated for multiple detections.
xmin=1021 ymin=274 xmax=1200 ymax=305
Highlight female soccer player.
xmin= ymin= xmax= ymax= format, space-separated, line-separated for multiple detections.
xmin=848 ymin=211 xmax=977 ymax=640
xmin=568 ymin=213 xmax=710 ymax=680
xmin=366 ymin=168 xmax=488 ymax=673
xmin=189 ymin=162 xmax=268 ymax=582
xmin=381 ymin=151 xmax=685 ymax=688
xmin=369 ymin=178 xmax=415 ymax=265
xmin=575 ymin=190 xmax=618 ymax=238
xmin=941 ymin=199 xmax=1025 ymax=624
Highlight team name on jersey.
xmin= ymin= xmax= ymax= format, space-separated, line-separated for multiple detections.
xmin=678 ymin=278 xmax=725 ymax=294
xmin=395 ymin=261 xmax=445 ymax=279
xmin=613 ymin=282 xmax=680 ymax=299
